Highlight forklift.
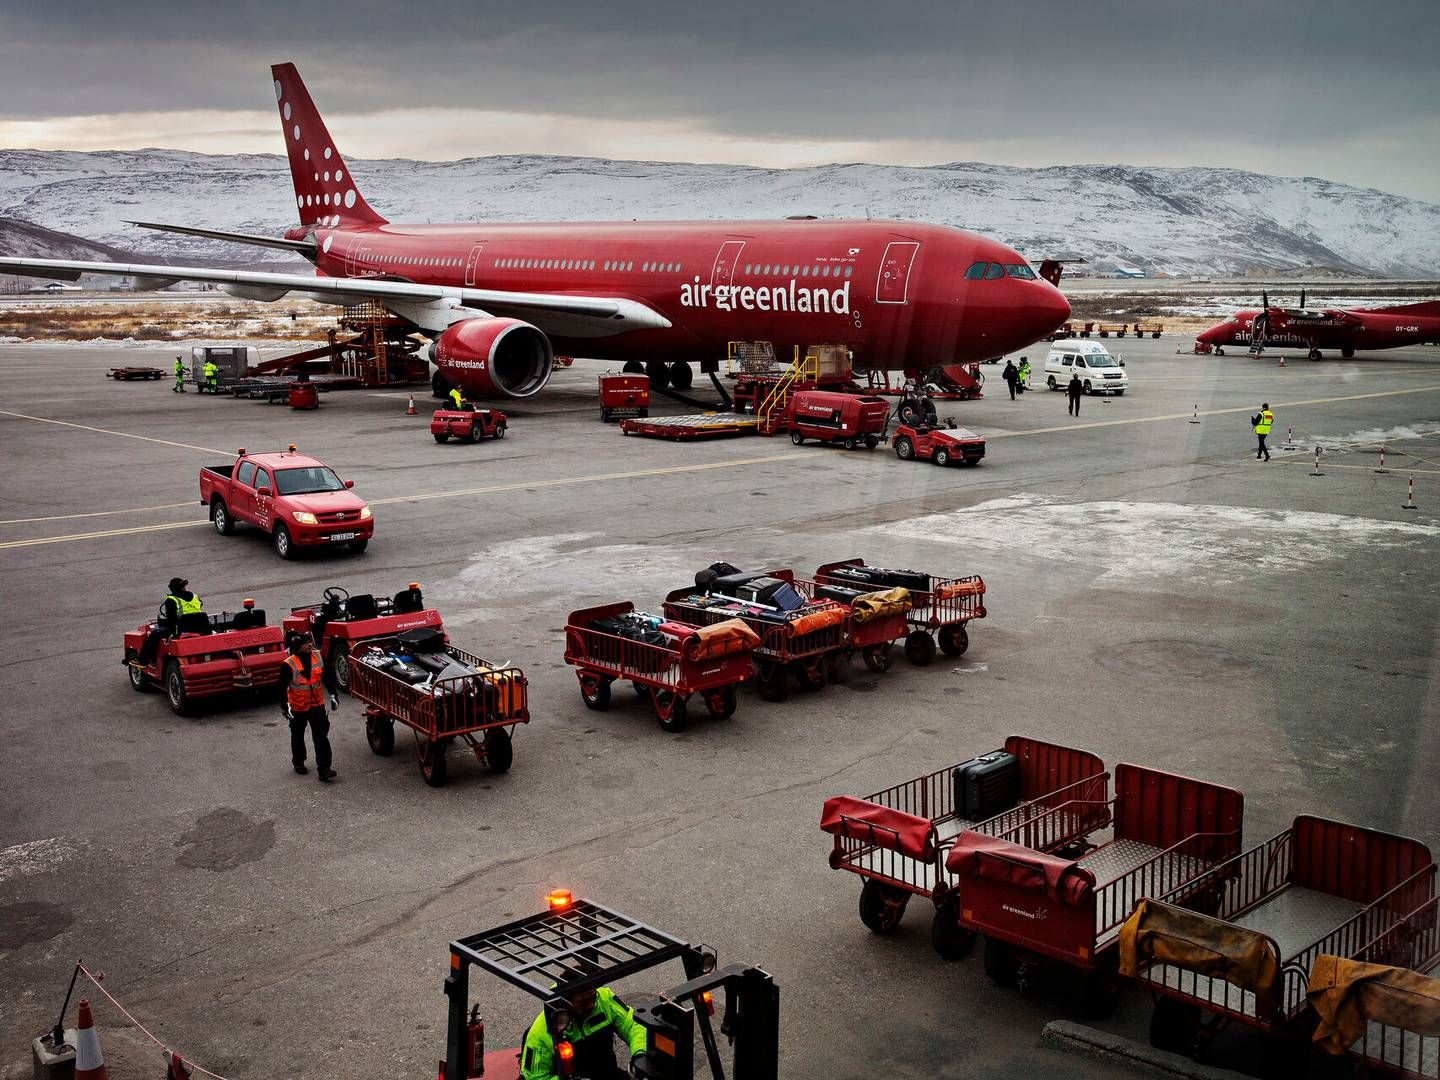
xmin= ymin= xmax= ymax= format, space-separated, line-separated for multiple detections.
xmin=441 ymin=893 xmax=779 ymax=1080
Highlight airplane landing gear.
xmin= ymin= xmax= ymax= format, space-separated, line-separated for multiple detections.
xmin=1308 ymin=348 xmax=1322 ymax=361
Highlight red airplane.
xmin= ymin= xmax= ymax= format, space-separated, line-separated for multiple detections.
xmin=1195 ymin=290 xmax=1440 ymax=360
xmin=0 ymin=63 xmax=1070 ymax=402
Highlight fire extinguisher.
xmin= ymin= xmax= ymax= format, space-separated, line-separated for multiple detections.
xmin=465 ymin=1004 xmax=485 ymax=1077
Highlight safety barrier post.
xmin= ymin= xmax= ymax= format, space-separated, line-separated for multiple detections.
xmin=1310 ymin=446 xmax=1323 ymax=476
xmin=1403 ymin=476 xmax=1418 ymax=510
xmin=1375 ymin=445 xmax=1388 ymax=474
xmin=1282 ymin=426 xmax=1297 ymax=450
xmin=1188 ymin=403 xmax=1200 ymax=425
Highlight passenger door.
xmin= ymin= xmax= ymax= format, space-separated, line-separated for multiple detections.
xmin=229 ymin=459 xmax=258 ymax=521
xmin=252 ymin=467 xmax=274 ymax=531
xmin=875 ymin=241 xmax=920 ymax=304
xmin=463 ymin=242 xmax=486 ymax=287
xmin=710 ymin=240 xmax=745 ymax=293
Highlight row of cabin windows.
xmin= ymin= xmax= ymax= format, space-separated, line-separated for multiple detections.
xmin=489 ymin=257 xmax=685 ymax=273
xmin=743 ymin=263 xmax=854 ymax=279
xmin=964 ymin=261 xmax=1038 ymax=281
xmin=369 ymin=255 xmax=462 ymax=268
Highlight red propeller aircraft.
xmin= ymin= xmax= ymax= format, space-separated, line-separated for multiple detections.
xmin=0 ymin=63 xmax=1070 ymax=402
xmin=1195 ymin=290 xmax=1440 ymax=360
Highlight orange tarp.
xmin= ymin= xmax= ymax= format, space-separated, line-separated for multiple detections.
xmin=789 ymin=606 xmax=846 ymax=636
xmin=683 ymin=618 xmax=760 ymax=661
xmin=935 ymin=578 xmax=985 ymax=601
xmin=1308 ymin=954 xmax=1440 ymax=1055
xmin=1117 ymin=900 xmax=1281 ymax=1021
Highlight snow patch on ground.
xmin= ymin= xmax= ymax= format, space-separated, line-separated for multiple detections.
xmin=884 ymin=495 xmax=1438 ymax=585
xmin=1309 ymin=423 xmax=1440 ymax=449
xmin=0 ymin=836 xmax=76 ymax=883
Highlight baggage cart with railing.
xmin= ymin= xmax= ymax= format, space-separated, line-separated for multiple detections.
xmin=1117 ymin=816 xmax=1434 ymax=1062
xmin=563 ymin=601 xmax=758 ymax=732
xmin=815 ymin=558 xmax=986 ymax=665
xmin=820 ymin=736 xmax=1108 ymax=959
xmin=767 ymin=568 xmax=910 ymax=675
xmin=348 ymin=636 xmax=528 ymax=787
xmin=662 ymin=586 xmax=847 ymax=702
xmin=948 ymin=763 xmax=1245 ymax=1013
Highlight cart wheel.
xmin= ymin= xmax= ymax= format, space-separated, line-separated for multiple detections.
xmin=895 ymin=436 xmax=914 ymax=460
xmin=905 ymin=630 xmax=937 ymax=666
xmin=843 ymin=437 xmax=857 ymax=450
xmin=704 ymin=685 xmax=737 ymax=718
xmin=825 ymin=651 xmax=850 ymax=685
xmin=493 ymin=424 xmax=505 ymax=440
xmin=865 ymin=435 xmax=879 ymax=449
xmin=938 ymin=625 xmax=969 ymax=658
xmin=329 ymin=642 xmax=352 ymax=694
xmin=1148 ymin=996 xmax=1200 ymax=1056
xmin=580 ymin=676 xmax=612 ymax=711
xmin=652 ymin=689 xmax=688 ymax=733
xmin=434 ymin=433 xmax=449 ymax=443
xmin=983 ymin=936 xmax=1019 ymax=987
xmin=164 ymin=660 xmax=194 ymax=718
xmin=365 ymin=714 xmax=395 ymax=756
xmin=631 ymin=681 xmax=650 ymax=699
xmin=858 ymin=880 xmax=909 ymax=934
xmin=933 ymin=447 xmax=950 ymax=467
xmin=790 ymin=431 xmax=804 ymax=446
xmin=469 ymin=423 xmax=485 ymax=443
xmin=862 ymin=643 xmax=893 ymax=673
xmin=483 ymin=727 xmax=513 ymax=773
xmin=796 ymin=659 xmax=826 ymax=692
xmin=756 ymin=663 xmax=786 ymax=702
xmin=931 ymin=898 xmax=977 ymax=961
xmin=417 ymin=734 xmax=449 ymax=787
xmin=125 ymin=650 xmax=149 ymax=691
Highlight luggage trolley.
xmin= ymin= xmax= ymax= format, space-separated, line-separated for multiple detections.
xmin=948 ymin=763 xmax=1245 ymax=1013
xmin=563 ymin=602 xmax=760 ymax=732
xmin=765 ymin=568 xmax=911 ymax=676
xmin=348 ymin=631 xmax=529 ymax=787
xmin=1312 ymin=892 xmax=1440 ymax=1078
xmin=1117 ymin=816 xmax=1434 ymax=1062
xmin=662 ymin=587 xmax=847 ymax=702
xmin=820 ymin=737 xmax=1108 ymax=959
xmin=816 ymin=558 xmax=986 ymax=665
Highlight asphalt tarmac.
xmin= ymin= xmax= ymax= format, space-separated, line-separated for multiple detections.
xmin=3 ymin=338 xmax=1439 ymax=1079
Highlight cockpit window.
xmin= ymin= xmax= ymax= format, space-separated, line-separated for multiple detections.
xmin=985 ymin=262 xmax=1005 ymax=280
xmin=1005 ymin=263 xmax=1037 ymax=280
xmin=964 ymin=261 xmax=987 ymax=280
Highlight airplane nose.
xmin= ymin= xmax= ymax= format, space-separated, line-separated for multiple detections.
xmin=1031 ymin=284 xmax=1070 ymax=337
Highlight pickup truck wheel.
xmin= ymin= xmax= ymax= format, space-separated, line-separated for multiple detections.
xmin=895 ymin=436 xmax=915 ymax=460
xmin=211 ymin=500 xmax=234 ymax=535
xmin=349 ymin=539 xmax=368 ymax=554
xmin=126 ymin=650 xmax=148 ymax=691
xmin=484 ymin=728 xmax=513 ymax=773
xmin=329 ymin=643 xmax=352 ymax=694
xmin=164 ymin=660 xmax=193 ymax=717
xmin=273 ymin=524 xmax=294 ymax=560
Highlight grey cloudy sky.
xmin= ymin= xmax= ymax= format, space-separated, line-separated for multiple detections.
xmin=3 ymin=0 xmax=1438 ymax=201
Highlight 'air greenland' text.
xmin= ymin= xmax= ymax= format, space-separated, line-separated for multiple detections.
xmin=680 ymin=277 xmax=850 ymax=316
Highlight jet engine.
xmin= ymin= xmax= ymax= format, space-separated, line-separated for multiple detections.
xmin=429 ymin=317 xmax=554 ymax=399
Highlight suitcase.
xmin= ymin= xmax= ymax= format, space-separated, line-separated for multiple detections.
xmin=397 ymin=627 xmax=446 ymax=653
xmin=815 ymin=583 xmax=868 ymax=606
xmin=951 ymin=751 xmax=1020 ymax=820
xmin=827 ymin=564 xmax=931 ymax=592
xmin=695 ymin=561 xmax=743 ymax=588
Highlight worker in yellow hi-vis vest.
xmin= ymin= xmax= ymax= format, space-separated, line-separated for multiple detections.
xmin=1252 ymin=402 xmax=1274 ymax=462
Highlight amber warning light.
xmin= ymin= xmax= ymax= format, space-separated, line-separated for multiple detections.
xmin=556 ymin=1041 xmax=575 ymax=1063
xmin=547 ymin=889 xmax=573 ymax=911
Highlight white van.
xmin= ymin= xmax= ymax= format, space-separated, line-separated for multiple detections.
xmin=1044 ymin=340 xmax=1128 ymax=395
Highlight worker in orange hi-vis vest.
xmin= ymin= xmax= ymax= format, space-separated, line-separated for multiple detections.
xmin=280 ymin=632 xmax=338 ymax=781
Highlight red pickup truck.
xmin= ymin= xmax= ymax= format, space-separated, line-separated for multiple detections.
xmin=200 ymin=447 xmax=374 ymax=559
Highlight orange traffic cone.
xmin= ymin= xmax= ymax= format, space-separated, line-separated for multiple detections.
xmin=1278 ymin=356 xmax=1286 ymax=367
xmin=74 ymin=999 xmax=108 ymax=1080
xmin=406 ymin=394 xmax=416 ymax=415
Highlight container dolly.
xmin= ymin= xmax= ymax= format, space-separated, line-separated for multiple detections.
xmin=948 ymin=763 xmax=1245 ymax=1015
xmin=347 ymin=633 xmax=529 ymax=786
xmin=815 ymin=558 xmax=986 ymax=665
xmin=563 ymin=602 xmax=760 ymax=732
xmin=440 ymin=891 xmax=779 ymax=1080
xmin=821 ymin=736 xmax=1108 ymax=959
xmin=1117 ymin=816 xmax=1434 ymax=1066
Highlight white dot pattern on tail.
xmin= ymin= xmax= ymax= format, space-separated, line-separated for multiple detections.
xmin=344 ymin=190 xmax=356 ymax=208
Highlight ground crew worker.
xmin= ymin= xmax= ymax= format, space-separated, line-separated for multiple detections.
xmin=1067 ymin=370 xmax=1084 ymax=416
xmin=202 ymin=357 xmax=218 ymax=394
xmin=1016 ymin=356 xmax=1031 ymax=392
xmin=521 ymin=984 xmax=649 ymax=1080
xmin=1002 ymin=359 xmax=1018 ymax=400
xmin=1253 ymin=401 xmax=1274 ymax=461
xmin=172 ymin=355 xmax=187 ymax=393
xmin=449 ymin=386 xmax=473 ymax=410
xmin=280 ymin=632 xmax=338 ymax=782
xmin=135 ymin=577 xmax=202 ymax=664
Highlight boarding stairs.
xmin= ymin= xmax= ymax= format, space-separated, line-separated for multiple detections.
xmin=756 ymin=347 xmax=820 ymax=435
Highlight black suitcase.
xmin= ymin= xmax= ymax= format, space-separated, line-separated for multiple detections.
xmin=951 ymin=751 xmax=1020 ymax=820
xmin=828 ymin=564 xmax=931 ymax=592
xmin=695 ymin=561 xmax=744 ymax=588
xmin=815 ymin=583 xmax=867 ymax=606
xmin=397 ymin=627 xmax=446 ymax=653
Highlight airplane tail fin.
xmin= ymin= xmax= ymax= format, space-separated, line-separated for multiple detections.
xmin=270 ymin=62 xmax=386 ymax=229
xmin=1365 ymin=300 xmax=1440 ymax=318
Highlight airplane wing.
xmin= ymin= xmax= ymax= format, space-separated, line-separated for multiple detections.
xmin=0 ymin=255 xmax=672 ymax=335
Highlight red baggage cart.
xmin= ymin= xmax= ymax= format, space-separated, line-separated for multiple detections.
xmin=348 ymin=637 xmax=528 ymax=787
xmin=816 ymin=558 xmax=986 ymax=664
xmin=820 ymin=736 xmax=1108 ymax=958
xmin=949 ymin=763 xmax=1245 ymax=1012
xmin=768 ymin=568 xmax=910 ymax=675
xmin=1117 ymin=817 xmax=1434 ymax=1061
xmin=563 ymin=601 xmax=759 ymax=732
xmin=598 ymin=372 xmax=649 ymax=422
xmin=283 ymin=583 xmax=443 ymax=694
xmin=1315 ymin=893 xmax=1440 ymax=1078
xmin=662 ymin=586 xmax=847 ymax=702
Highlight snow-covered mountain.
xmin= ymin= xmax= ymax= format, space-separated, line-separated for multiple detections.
xmin=1 ymin=148 xmax=1437 ymax=277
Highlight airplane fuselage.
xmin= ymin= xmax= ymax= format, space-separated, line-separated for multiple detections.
xmin=1198 ymin=307 xmax=1440 ymax=356
xmin=311 ymin=218 xmax=1069 ymax=369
